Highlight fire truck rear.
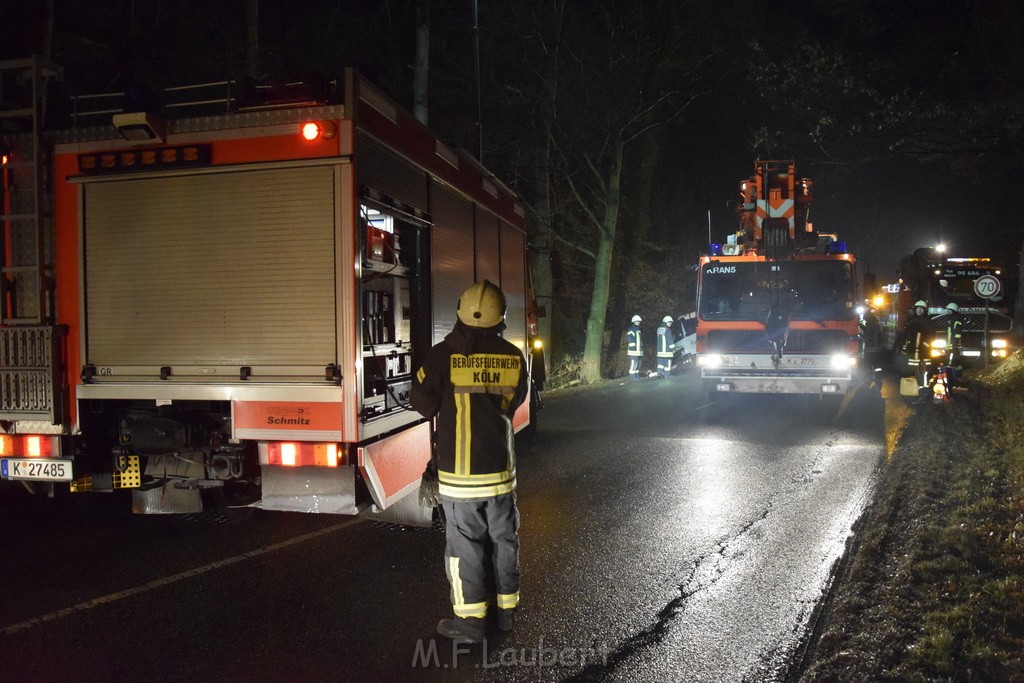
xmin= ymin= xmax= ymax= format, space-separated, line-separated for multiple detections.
xmin=0 ymin=57 xmax=538 ymax=519
xmin=695 ymin=161 xmax=860 ymax=399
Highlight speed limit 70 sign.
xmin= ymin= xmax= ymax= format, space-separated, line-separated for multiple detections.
xmin=974 ymin=274 xmax=1001 ymax=299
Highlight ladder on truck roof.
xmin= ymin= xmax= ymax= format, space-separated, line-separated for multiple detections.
xmin=1 ymin=55 xmax=59 ymax=324
xmin=0 ymin=56 xmax=65 ymax=424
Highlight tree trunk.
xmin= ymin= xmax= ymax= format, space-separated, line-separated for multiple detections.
xmin=413 ymin=0 xmax=430 ymax=125
xmin=581 ymin=143 xmax=624 ymax=383
xmin=530 ymin=135 xmax=554 ymax=366
xmin=1016 ymin=241 xmax=1024 ymax=342
xmin=605 ymin=129 xmax=659 ymax=369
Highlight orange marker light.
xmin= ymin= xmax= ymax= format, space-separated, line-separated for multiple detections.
xmin=301 ymin=122 xmax=322 ymax=141
xmin=300 ymin=121 xmax=336 ymax=141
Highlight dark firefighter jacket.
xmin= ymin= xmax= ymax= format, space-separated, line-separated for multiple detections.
xmin=657 ymin=324 xmax=675 ymax=358
xmin=626 ymin=325 xmax=643 ymax=357
xmin=895 ymin=314 xmax=934 ymax=361
xmin=942 ymin=312 xmax=964 ymax=350
xmin=410 ymin=320 xmax=528 ymax=500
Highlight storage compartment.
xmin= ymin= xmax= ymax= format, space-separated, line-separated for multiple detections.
xmin=358 ymin=200 xmax=429 ymax=425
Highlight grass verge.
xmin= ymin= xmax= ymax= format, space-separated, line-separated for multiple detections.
xmin=802 ymin=352 xmax=1024 ymax=681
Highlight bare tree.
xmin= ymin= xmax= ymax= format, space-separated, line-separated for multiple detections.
xmin=483 ymin=0 xmax=714 ymax=380
xmin=547 ymin=1 xmax=707 ymax=382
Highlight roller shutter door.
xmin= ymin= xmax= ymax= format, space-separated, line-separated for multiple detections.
xmin=429 ymin=183 xmax=475 ymax=344
xmin=356 ymin=134 xmax=429 ymax=212
xmin=500 ymin=226 xmax=527 ymax=350
xmin=474 ymin=210 xmax=501 ymax=286
xmin=83 ymin=166 xmax=337 ymax=369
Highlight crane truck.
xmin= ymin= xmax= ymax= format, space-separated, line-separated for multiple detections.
xmin=695 ymin=160 xmax=860 ymax=401
xmin=0 ymin=57 xmax=539 ymax=521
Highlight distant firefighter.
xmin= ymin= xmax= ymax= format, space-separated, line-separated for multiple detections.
xmin=656 ymin=316 xmax=676 ymax=378
xmin=627 ymin=315 xmax=644 ymax=379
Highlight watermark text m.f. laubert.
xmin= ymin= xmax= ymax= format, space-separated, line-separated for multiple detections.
xmin=412 ymin=637 xmax=610 ymax=669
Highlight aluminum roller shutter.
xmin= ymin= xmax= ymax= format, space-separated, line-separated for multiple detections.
xmin=474 ymin=209 xmax=501 ymax=287
xmin=356 ymin=134 xmax=429 ymax=211
xmin=429 ymin=183 xmax=475 ymax=344
xmin=500 ymin=226 xmax=527 ymax=351
xmin=83 ymin=166 xmax=337 ymax=368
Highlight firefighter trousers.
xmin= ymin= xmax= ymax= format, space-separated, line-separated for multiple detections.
xmin=441 ymin=493 xmax=520 ymax=633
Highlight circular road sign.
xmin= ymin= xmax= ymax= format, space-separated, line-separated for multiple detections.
xmin=974 ymin=274 xmax=1001 ymax=300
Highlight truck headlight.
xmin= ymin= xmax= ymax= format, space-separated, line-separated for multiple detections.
xmin=698 ymin=354 xmax=722 ymax=368
xmin=991 ymin=339 xmax=1007 ymax=349
xmin=931 ymin=338 xmax=947 ymax=350
xmin=830 ymin=354 xmax=856 ymax=369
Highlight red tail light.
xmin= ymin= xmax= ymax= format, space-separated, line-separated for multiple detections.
xmin=265 ymin=442 xmax=341 ymax=467
xmin=0 ymin=434 xmax=58 ymax=457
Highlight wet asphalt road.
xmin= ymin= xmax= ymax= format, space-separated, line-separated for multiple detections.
xmin=0 ymin=370 xmax=898 ymax=682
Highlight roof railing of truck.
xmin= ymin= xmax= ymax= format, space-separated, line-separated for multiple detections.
xmin=68 ymin=78 xmax=341 ymax=127
xmin=70 ymin=80 xmax=238 ymax=126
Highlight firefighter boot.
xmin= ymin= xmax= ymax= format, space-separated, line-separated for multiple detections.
xmin=437 ymin=618 xmax=485 ymax=643
xmin=497 ymin=608 xmax=516 ymax=632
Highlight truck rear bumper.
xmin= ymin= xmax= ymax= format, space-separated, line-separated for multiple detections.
xmin=702 ymin=373 xmax=851 ymax=395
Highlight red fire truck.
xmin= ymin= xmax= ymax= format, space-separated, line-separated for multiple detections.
xmin=695 ymin=161 xmax=860 ymax=401
xmin=880 ymin=247 xmax=1014 ymax=368
xmin=0 ymin=57 xmax=538 ymax=521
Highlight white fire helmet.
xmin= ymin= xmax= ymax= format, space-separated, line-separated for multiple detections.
xmin=946 ymin=302 xmax=959 ymax=312
xmin=457 ymin=280 xmax=507 ymax=328
xmin=662 ymin=315 xmax=674 ymax=324
xmin=914 ymin=300 xmax=927 ymax=310
xmin=631 ymin=315 xmax=642 ymax=324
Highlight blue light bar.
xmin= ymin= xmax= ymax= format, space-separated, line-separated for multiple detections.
xmin=828 ymin=241 xmax=847 ymax=254
xmin=709 ymin=243 xmax=723 ymax=256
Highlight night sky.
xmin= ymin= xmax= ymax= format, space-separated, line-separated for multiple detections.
xmin=2 ymin=0 xmax=1021 ymax=287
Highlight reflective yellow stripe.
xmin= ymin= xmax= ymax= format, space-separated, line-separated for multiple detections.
xmin=439 ymin=469 xmax=514 ymax=485
xmin=497 ymin=592 xmax=520 ymax=609
xmin=447 ymin=557 xmax=464 ymax=606
xmin=453 ymin=602 xmax=488 ymax=619
xmin=446 ymin=556 xmax=487 ymax=618
xmin=417 ymin=367 xmax=425 ymax=383
xmin=439 ymin=480 xmax=516 ymax=499
xmin=455 ymin=394 xmax=471 ymax=476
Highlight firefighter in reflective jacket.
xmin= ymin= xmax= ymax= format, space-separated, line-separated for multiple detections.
xmin=940 ymin=301 xmax=964 ymax=385
xmin=895 ymin=300 xmax=934 ymax=404
xmin=410 ymin=280 xmax=528 ymax=642
xmin=627 ymin=314 xmax=643 ymax=379
xmin=656 ymin=315 xmax=676 ymax=378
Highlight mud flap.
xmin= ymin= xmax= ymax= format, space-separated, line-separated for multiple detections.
xmin=360 ymin=482 xmax=436 ymax=527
